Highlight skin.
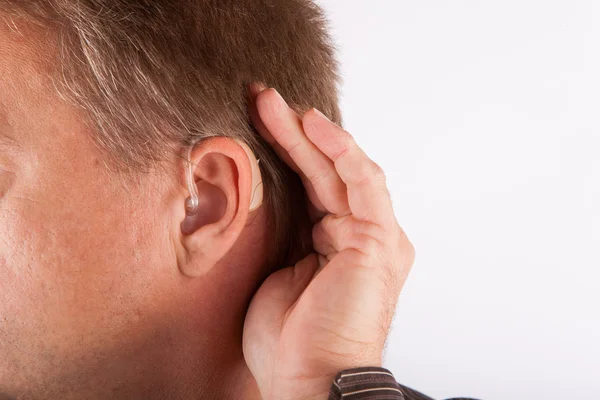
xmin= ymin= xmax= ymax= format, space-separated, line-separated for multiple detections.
xmin=0 ymin=17 xmax=414 ymax=400
xmin=244 ymin=86 xmax=415 ymax=399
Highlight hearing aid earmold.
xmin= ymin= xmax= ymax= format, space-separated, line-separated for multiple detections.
xmin=185 ymin=139 xmax=263 ymax=216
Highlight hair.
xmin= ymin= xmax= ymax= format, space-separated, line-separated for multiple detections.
xmin=0 ymin=0 xmax=342 ymax=269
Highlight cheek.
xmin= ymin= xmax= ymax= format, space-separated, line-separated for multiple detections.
xmin=0 ymin=177 xmax=171 ymax=360
xmin=0 ymin=162 xmax=17 ymax=199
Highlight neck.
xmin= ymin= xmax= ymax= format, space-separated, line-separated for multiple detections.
xmin=159 ymin=316 xmax=262 ymax=400
xmin=155 ymin=278 xmax=264 ymax=400
xmin=6 ymin=319 xmax=262 ymax=400
xmin=18 ymin=279 xmax=265 ymax=400
xmin=158 ymin=231 xmax=270 ymax=399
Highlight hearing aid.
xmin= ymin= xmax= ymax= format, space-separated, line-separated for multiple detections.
xmin=184 ymin=138 xmax=263 ymax=216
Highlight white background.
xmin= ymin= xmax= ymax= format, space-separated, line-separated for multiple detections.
xmin=316 ymin=1 xmax=600 ymax=399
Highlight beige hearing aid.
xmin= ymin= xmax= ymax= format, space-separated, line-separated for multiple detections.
xmin=185 ymin=138 xmax=263 ymax=216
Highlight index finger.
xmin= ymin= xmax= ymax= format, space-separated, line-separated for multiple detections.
xmin=302 ymin=109 xmax=395 ymax=229
xmin=253 ymin=87 xmax=351 ymax=217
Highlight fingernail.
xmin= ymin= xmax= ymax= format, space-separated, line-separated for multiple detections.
xmin=257 ymin=81 xmax=267 ymax=90
xmin=248 ymin=81 xmax=267 ymax=96
xmin=312 ymin=108 xmax=331 ymax=122
xmin=254 ymin=81 xmax=267 ymax=92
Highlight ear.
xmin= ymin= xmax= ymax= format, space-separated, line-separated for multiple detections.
xmin=176 ymin=136 xmax=263 ymax=277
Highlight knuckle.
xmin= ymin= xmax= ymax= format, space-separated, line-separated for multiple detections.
xmin=320 ymin=214 xmax=344 ymax=247
xmin=397 ymin=228 xmax=415 ymax=262
xmin=387 ymin=228 xmax=415 ymax=292
xmin=311 ymin=220 xmax=325 ymax=241
xmin=341 ymin=216 xmax=360 ymax=249
xmin=404 ymin=239 xmax=416 ymax=267
xmin=340 ymin=130 xmax=356 ymax=148
xmin=364 ymin=221 xmax=387 ymax=243
xmin=314 ymin=218 xmax=332 ymax=244
xmin=357 ymin=234 xmax=381 ymax=258
xmin=320 ymin=213 xmax=338 ymax=231
xmin=378 ymin=228 xmax=414 ymax=292
xmin=332 ymin=141 xmax=351 ymax=162
xmin=371 ymin=161 xmax=386 ymax=180
xmin=363 ymin=155 xmax=385 ymax=177
xmin=350 ymin=247 xmax=373 ymax=267
xmin=307 ymin=168 xmax=329 ymax=186
xmin=355 ymin=160 xmax=386 ymax=186
xmin=285 ymin=139 xmax=303 ymax=157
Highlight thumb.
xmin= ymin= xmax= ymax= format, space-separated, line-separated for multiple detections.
xmin=243 ymin=253 xmax=319 ymax=379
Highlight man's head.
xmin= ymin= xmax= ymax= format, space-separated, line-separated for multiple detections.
xmin=0 ymin=1 xmax=340 ymax=397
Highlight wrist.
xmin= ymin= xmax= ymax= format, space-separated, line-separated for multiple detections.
xmin=280 ymin=361 xmax=384 ymax=400
xmin=267 ymin=374 xmax=333 ymax=400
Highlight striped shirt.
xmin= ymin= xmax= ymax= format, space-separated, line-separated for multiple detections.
xmin=329 ymin=367 xmax=478 ymax=400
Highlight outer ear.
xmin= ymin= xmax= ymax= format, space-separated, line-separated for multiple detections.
xmin=176 ymin=136 xmax=263 ymax=277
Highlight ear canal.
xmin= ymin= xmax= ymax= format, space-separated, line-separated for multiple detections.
xmin=184 ymin=139 xmax=263 ymax=216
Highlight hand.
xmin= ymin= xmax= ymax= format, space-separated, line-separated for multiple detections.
xmin=242 ymin=84 xmax=415 ymax=400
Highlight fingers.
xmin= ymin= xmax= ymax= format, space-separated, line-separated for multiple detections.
xmin=249 ymin=84 xmax=396 ymax=230
xmin=312 ymin=214 xmax=386 ymax=261
xmin=253 ymin=87 xmax=351 ymax=217
xmin=313 ymin=214 xmax=415 ymax=298
xmin=248 ymin=83 xmax=327 ymax=214
xmin=247 ymin=83 xmax=300 ymax=173
xmin=302 ymin=109 xmax=395 ymax=229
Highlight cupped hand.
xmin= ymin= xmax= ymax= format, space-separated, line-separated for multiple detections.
xmin=242 ymin=84 xmax=415 ymax=400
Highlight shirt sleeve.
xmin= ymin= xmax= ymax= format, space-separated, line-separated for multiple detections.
xmin=328 ymin=366 xmax=443 ymax=400
xmin=329 ymin=367 xmax=407 ymax=400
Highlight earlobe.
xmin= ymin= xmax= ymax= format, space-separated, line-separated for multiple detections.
xmin=177 ymin=137 xmax=263 ymax=277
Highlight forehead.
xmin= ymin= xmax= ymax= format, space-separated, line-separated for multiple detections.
xmin=0 ymin=15 xmax=107 ymax=180
xmin=0 ymin=15 xmax=52 ymax=95
xmin=0 ymin=15 xmax=62 ymax=147
xmin=0 ymin=21 xmax=23 ymax=148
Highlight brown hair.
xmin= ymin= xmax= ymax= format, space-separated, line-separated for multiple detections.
xmin=0 ymin=0 xmax=342 ymax=269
